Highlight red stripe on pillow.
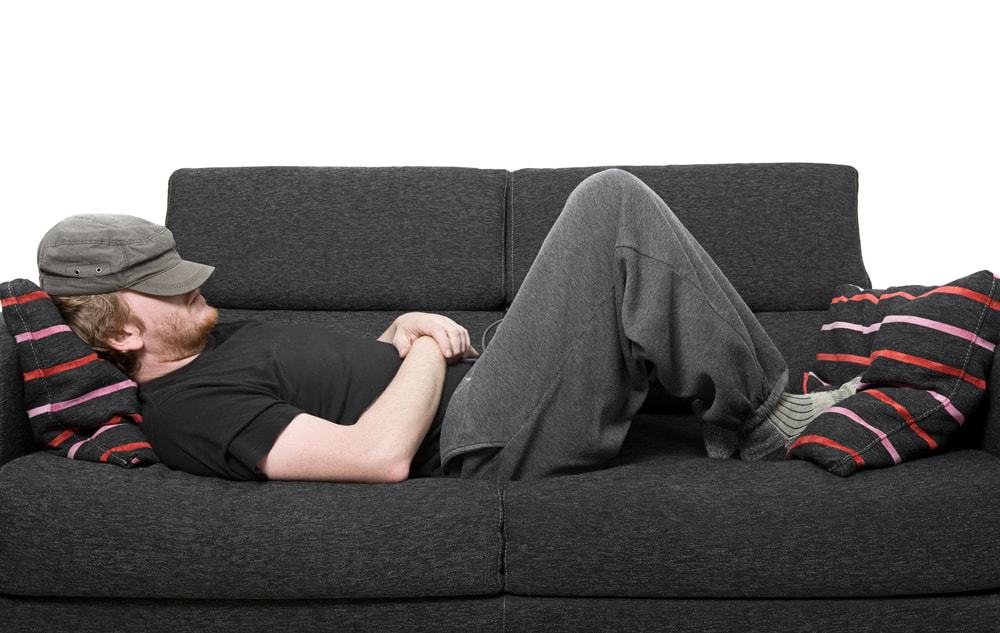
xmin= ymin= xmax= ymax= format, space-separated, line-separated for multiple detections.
xmin=833 ymin=292 xmax=883 ymax=305
xmin=816 ymin=352 xmax=871 ymax=366
xmin=867 ymin=389 xmax=938 ymax=449
xmin=0 ymin=290 xmax=49 ymax=307
xmin=22 ymin=353 xmax=99 ymax=381
xmin=830 ymin=285 xmax=1000 ymax=310
xmin=100 ymin=442 xmax=154 ymax=462
xmin=879 ymin=290 xmax=918 ymax=301
xmin=832 ymin=289 xmax=921 ymax=305
xmin=926 ymin=285 xmax=1000 ymax=310
xmin=47 ymin=429 xmax=77 ymax=448
xmin=870 ymin=349 xmax=987 ymax=390
xmin=789 ymin=434 xmax=866 ymax=466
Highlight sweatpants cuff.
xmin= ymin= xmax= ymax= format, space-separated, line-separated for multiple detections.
xmin=738 ymin=368 xmax=789 ymax=437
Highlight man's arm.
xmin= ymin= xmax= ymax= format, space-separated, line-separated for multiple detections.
xmin=258 ymin=335 xmax=445 ymax=483
xmin=356 ymin=335 xmax=446 ymax=478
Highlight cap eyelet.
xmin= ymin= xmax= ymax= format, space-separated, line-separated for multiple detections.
xmin=74 ymin=269 xmax=80 ymax=275
xmin=96 ymin=267 xmax=102 ymax=273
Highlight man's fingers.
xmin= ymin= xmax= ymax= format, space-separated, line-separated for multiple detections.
xmin=438 ymin=328 xmax=456 ymax=357
xmin=441 ymin=327 xmax=470 ymax=359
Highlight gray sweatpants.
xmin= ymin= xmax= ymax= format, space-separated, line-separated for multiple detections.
xmin=439 ymin=168 xmax=789 ymax=481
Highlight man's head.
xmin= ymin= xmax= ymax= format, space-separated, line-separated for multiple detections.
xmin=38 ymin=214 xmax=219 ymax=378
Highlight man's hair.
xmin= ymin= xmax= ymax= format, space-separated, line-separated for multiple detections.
xmin=50 ymin=292 xmax=144 ymax=377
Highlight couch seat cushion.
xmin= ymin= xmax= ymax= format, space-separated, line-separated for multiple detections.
xmin=0 ymin=452 xmax=503 ymax=600
xmin=504 ymin=414 xmax=1000 ymax=598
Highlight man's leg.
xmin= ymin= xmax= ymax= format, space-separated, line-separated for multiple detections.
xmin=439 ymin=168 xmax=789 ymax=481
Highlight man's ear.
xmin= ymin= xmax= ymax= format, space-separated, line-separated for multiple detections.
xmin=105 ymin=321 xmax=144 ymax=353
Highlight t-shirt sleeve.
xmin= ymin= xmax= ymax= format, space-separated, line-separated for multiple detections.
xmin=142 ymin=385 xmax=302 ymax=482
xmin=226 ymin=402 xmax=303 ymax=480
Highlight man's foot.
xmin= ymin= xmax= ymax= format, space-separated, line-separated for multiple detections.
xmin=738 ymin=375 xmax=863 ymax=461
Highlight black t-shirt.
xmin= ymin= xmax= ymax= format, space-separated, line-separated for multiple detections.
xmin=138 ymin=320 xmax=472 ymax=481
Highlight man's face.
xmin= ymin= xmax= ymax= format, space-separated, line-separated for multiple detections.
xmin=118 ymin=288 xmax=219 ymax=361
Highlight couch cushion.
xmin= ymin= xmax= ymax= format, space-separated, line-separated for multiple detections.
xmin=166 ymin=167 xmax=508 ymax=311
xmin=0 ymin=451 xmax=503 ymax=599
xmin=791 ymin=270 xmax=1000 ymax=475
xmin=510 ymin=164 xmax=869 ymax=312
xmin=0 ymin=314 xmax=35 ymax=467
xmin=1 ymin=279 xmax=157 ymax=468
xmin=505 ymin=413 xmax=1000 ymax=598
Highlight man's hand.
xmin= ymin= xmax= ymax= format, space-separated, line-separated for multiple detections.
xmin=391 ymin=312 xmax=480 ymax=364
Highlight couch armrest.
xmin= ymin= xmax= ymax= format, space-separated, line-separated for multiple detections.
xmin=0 ymin=314 xmax=35 ymax=467
xmin=978 ymin=353 xmax=1000 ymax=459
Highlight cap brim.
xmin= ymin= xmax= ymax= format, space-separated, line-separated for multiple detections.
xmin=126 ymin=260 xmax=215 ymax=297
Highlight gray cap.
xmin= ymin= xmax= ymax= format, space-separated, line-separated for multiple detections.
xmin=37 ymin=214 xmax=215 ymax=297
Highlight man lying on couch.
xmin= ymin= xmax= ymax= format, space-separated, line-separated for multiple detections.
xmin=36 ymin=170 xmax=870 ymax=483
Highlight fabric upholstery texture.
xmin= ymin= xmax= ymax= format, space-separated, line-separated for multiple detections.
xmin=166 ymin=166 xmax=509 ymax=311
xmin=0 ymin=279 xmax=157 ymax=467
xmin=503 ymin=414 xmax=1000 ymax=599
xmin=790 ymin=270 xmax=1000 ymax=475
xmin=0 ymin=450 xmax=504 ymax=599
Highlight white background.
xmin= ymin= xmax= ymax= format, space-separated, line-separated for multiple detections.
xmin=2 ymin=1 xmax=997 ymax=290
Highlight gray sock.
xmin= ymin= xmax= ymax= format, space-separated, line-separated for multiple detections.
xmin=739 ymin=375 xmax=863 ymax=461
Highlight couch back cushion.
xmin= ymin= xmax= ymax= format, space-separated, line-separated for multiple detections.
xmin=0 ymin=314 xmax=34 ymax=466
xmin=510 ymin=164 xmax=869 ymax=312
xmin=167 ymin=167 xmax=509 ymax=311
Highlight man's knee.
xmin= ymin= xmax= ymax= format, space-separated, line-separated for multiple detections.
xmin=577 ymin=168 xmax=651 ymax=200
xmin=586 ymin=167 xmax=638 ymax=186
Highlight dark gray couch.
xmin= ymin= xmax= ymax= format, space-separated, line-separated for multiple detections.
xmin=2 ymin=164 xmax=999 ymax=632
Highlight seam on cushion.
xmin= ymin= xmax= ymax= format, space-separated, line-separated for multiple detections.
xmin=7 ymin=283 xmax=57 ymax=444
xmin=841 ymin=274 xmax=998 ymax=467
xmin=6 ymin=283 xmax=55 ymax=411
xmin=501 ymin=593 xmax=507 ymax=633
xmin=509 ymin=171 xmax=515 ymax=306
xmin=497 ymin=482 xmax=506 ymax=591
xmin=501 ymin=171 xmax=509 ymax=305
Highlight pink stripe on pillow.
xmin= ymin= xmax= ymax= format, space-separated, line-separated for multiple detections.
xmin=827 ymin=405 xmax=902 ymax=464
xmin=15 ymin=324 xmax=72 ymax=343
xmin=66 ymin=421 xmax=123 ymax=459
xmin=856 ymin=381 xmax=966 ymax=424
xmin=927 ymin=390 xmax=966 ymax=424
xmin=26 ymin=379 xmax=137 ymax=418
xmin=882 ymin=315 xmax=996 ymax=352
xmin=823 ymin=316 xmax=996 ymax=352
xmin=821 ymin=321 xmax=882 ymax=334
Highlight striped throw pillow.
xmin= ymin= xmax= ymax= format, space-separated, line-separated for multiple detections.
xmin=788 ymin=270 xmax=1000 ymax=476
xmin=1 ymin=278 xmax=158 ymax=467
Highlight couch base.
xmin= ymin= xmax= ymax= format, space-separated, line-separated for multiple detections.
xmin=4 ymin=591 xmax=998 ymax=632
